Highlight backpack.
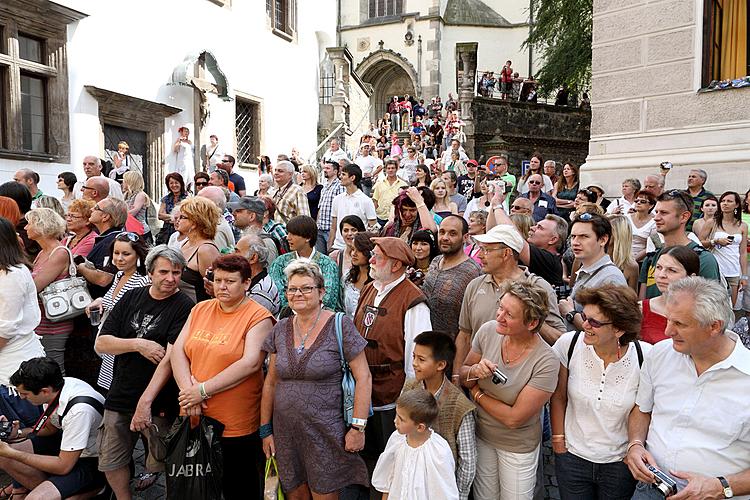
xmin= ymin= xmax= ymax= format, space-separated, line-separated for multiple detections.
xmin=260 ymin=225 xmax=290 ymax=255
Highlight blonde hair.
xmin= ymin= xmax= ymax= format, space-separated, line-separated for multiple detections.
xmin=510 ymin=213 xmax=534 ymax=240
xmin=300 ymin=164 xmax=318 ymax=185
xmin=576 ymin=202 xmax=605 ymax=216
xmin=179 ymin=197 xmax=220 ymax=240
xmin=609 ymin=215 xmax=636 ymax=271
xmin=123 ymin=171 xmax=150 ymax=204
xmin=36 ymin=196 xmax=65 ymax=218
xmin=25 ymin=208 xmax=67 ymax=239
xmin=429 ymin=178 xmax=450 ymax=206
xmin=499 ymin=278 xmax=549 ymax=333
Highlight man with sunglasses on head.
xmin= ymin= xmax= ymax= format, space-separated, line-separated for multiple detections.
xmin=638 ymin=190 xmax=721 ymax=299
xmin=558 ymin=213 xmax=627 ymax=331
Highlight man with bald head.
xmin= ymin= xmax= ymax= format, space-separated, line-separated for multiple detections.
xmin=75 ymin=155 xmax=123 ymax=200
xmin=519 ymin=173 xmax=558 ymax=222
xmin=13 ymin=168 xmax=43 ymax=206
xmin=81 ymin=176 xmax=110 ymax=202
xmin=197 ymin=185 xmax=237 ymax=253
xmin=510 ymin=197 xmax=533 ymax=216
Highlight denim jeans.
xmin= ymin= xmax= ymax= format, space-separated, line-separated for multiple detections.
xmin=631 ymin=480 xmax=673 ymax=500
xmin=315 ymin=230 xmax=329 ymax=255
xmin=554 ymin=451 xmax=637 ymax=500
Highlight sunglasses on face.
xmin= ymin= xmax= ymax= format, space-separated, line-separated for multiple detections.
xmin=195 ymin=182 xmax=208 ymax=187
xmin=581 ymin=311 xmax=613 ymax=329
xmin=528 ymin=180 xmax=542 ymax=185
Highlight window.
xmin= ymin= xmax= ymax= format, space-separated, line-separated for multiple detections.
xmin=702 ymin=0 xmax=749 ymax=86
xmin=368 ymin=0 xmax=404 ymax=18
xmin=18 ymin=34 xmax=43 ymax=63
xmin=235 ymin=98 xmax=260 ymax=166
xmin=20 ymin=74 xmax=45 ymax=152
xmin=267 ymin=0 xmax=296 ymax=39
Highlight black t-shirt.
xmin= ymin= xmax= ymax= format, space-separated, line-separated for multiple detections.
xmin=528 ymin=245 xmax=564 ymax=287
xmin=100 ymin=287 xmax=194 ymax=415
xmin=457 ymin=174 xmax=478 ymax=200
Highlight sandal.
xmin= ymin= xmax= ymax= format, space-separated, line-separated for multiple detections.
xmin=133 ymin=472 xmax=160 ymax=492
xmin=0 ymin=485 xmax=29 ymax=500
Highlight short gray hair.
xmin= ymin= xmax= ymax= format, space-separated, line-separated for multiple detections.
xmin=284 ymin=257 xmax=325 ymax=290
xmin=623 ymin=178 xmax=641 ymax=191
xmin=145 ymin=244 xmax=186 ymax=273
xmin=259 ymin=173 xmax=273 ymax=185
xmin=645 ymin=175 xmax=665 ymax=188
xmin=690 ymin=168 xmax=708 ymax=182
xmin=276 ymin=160 xmax=295 ymax=173
xmin=240 ymin=235 xmax=270 ymax=269
xmin=101 ymin=197 xmax=128 ymax=227
xmin=664 ymin=276 xmax=733 ymax=329
xmin=545 ymin=214 xmax=569 ymax=252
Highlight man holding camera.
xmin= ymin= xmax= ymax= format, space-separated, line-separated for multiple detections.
xmin=625 ymin=277 xmax=750 ymax=499
xmin=0 ymin=357 xmax=105 ymax=499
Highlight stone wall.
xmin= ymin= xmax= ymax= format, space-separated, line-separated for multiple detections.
xmin=469 ymin=97 xmax=592 ymax=174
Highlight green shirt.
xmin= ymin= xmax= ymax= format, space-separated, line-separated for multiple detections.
xmin=687 ymin=188 xmax=713 ymax=232
xmin=638 ymin=241 xmax=721 ymax=298
xmin=268 ymin=249 xmax=342 ymax=311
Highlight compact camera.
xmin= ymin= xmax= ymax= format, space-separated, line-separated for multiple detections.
xmin=554 ymin=284 xmax=573 ymax=301
xmin=0 ymin=421 xmax=14 ymax=442
xmin=491 ymin=368 xmax=508 ymax=385
xmin=647 ymin=465 xmax=677 ymax=497
xmin=659 ymin=161 xmax=673 ymax=171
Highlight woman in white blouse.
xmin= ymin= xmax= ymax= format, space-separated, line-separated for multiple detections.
xmin=550 ymin=284 xmax=651 ymax=500
xmin=0 ymin=218 xmax=45 ymax=426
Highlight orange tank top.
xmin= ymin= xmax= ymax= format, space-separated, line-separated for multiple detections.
xmin=184 ymin=299 xmax=272 ymax=437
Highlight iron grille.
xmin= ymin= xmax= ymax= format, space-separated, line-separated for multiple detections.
xmin=236 ymin=99 xmax=258 ymax=165
xmin=102 ymin=124 xmax=148 ymax=193
xmin=319 ymin=74 xmax=335 ymax=104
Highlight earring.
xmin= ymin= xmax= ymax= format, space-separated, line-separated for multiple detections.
xmin=137 ymin=258 xmax=141 ymax=267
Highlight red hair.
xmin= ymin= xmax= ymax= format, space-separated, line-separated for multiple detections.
xmin=0 ymin=196 xmax=21 ymax=226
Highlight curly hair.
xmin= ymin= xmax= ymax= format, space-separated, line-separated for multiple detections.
xmin=67 ymin=199 xmax=95 ymax=221
xmin=576 ymin=284 xmax=641 ymax=345
xmin=25 ymin=208 xmax=66 ymax=240
xmin=179 ymin=197 xmax=221 ymax=240
xmin=499 ymin=278 xmax=549 ymax=333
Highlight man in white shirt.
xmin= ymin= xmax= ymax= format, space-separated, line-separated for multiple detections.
xmin=74 ymin=156 xmax=124 ymax=200
xmin=354 ymin=143 xmax=383 ymax=197
xmin=328 ymin=164 xmax=377 ymax=251
xmin=625 ymin=277 xmax=750 ymax=499
xmin=320 ymin=138 xmax=349 ymax=167
xmin=439 ymin=138 xmax=469 ymax=170
xmin=0 ymin=357 xmax=105 ymax=499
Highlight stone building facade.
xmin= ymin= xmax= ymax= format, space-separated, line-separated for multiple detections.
xmin=584 ymin=0 xmax=750 ymax=195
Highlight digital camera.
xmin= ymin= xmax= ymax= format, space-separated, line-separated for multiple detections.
xmin=554 ymin=284 xmax=573 ymax=301
xmin=491 ymin=368 xmax=508 ymax=385
xmin=647 ymin=465 xmax=677 ymax=497
xmin=0 ymin=421 xmax=14 ymax=442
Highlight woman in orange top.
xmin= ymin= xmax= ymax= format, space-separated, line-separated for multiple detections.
xmin=171 ymin=254 xmax=274 ymax=500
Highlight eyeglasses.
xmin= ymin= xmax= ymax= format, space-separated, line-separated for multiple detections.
xmin=510 ymin=204 xmax=526 ymax=210
xmin=65 ymin=214 xmax=84 ymax=220
xmin=634 ymin=199 xmax=651 ymax=205
xmin=177 ymin=215 xmax=190 ymax=221
xmin=477 ymin=245 xmax=506 ymax=255
xmin=581 ymin=311 xmax=613 ymax=329
xmin=115 ymin=231 xmax=139 ymax=242
xmin=81 ymin=185 xmax=96 ymax=191
xmin=285 ymin=285 xmax=319 ymax=296
xmin=528 ymin=180 xmax=542 ymax=185
xmin=92 ymin=205 xmax=103 ymax=212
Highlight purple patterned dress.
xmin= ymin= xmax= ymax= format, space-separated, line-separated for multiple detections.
xmin=262 ymin=314 xmax=369 ymax=493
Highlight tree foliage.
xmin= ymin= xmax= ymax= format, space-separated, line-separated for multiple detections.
xmin=523 ymin=0 xmax=593 ymax=96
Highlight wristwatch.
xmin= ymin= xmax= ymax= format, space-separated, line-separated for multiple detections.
xmin=717 ymin=476 xmax=733 ymax=498
xmin=351 ymin=417 xmax=367 ymax=433
xmin=565 ymin=310 xmax=580 ymax=324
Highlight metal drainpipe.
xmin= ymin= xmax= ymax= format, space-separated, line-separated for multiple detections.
xmin=528 ymin=0 xmax=534 ymax=76
xmin=336 ymin=0 xmax=342 ymax=46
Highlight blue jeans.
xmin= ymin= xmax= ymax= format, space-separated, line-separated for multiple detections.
xmin=555 ymin=451 xmax=637 ymax=500
xmin=315 ymin=229 xmax=329 ymax=255
xmin=631 ymin=480 xmax=672 ymax=499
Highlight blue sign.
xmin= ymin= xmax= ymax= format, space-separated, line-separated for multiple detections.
xmin=521 ymin=160 xmax=530 ymax=176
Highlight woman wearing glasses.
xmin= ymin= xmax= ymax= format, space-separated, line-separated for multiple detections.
xmin=260 ymin=258 xmax=370 ymax=498
xmin=156 ymin=172 xmax=188 ymax=245
xmin=172 ymin=254 xmax=273 ymax=499
xmin=86 ymin=232 xmax=150 ymax=391
xmin=64 ymin=199 xmax=97 ymax=257
xmin=550 ymin=284 xmax=651 ymax=499
xmin=460 ymin=279 xmax=558 ymax=499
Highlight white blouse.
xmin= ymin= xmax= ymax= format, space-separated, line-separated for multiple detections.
xmin=0 ymin=266 xmax=44 ymax=386
xmin=553 ymin=331 xmax=652 ymax=463
xmin=372 ymin=430 xmax=459 ymax=500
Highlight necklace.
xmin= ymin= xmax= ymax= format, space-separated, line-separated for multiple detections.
xmin=503 ymin=336 xmax=534 ymax=364
xmin=294 ymin=308 xmax=323 ymax=354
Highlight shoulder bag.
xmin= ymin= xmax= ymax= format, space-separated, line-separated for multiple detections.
xmin=333 ymin=312 xmax=372 ymax=424
xmin=39 ymin=245 xmax=92 ymax=322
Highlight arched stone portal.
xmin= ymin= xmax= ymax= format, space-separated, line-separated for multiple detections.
xmin=357 ymin=50 xmax=418 ymax=124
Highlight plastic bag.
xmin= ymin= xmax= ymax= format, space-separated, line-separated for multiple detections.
xmin=264 ymin=457 xmax=285 ymax=500
xmin=165 ymin=416 xmax=224 ymax=500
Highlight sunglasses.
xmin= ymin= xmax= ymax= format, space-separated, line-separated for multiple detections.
xmin=634 ymin=199 xmax=651 ymax=204
xmin=115 ymin=231 xmax=139 ymax=242
xmin=195 ymin=182 xmax=208 ymax=187
xmin=576 ymin=212 xmax=595 ymax=222
xmin=581 ymin=311 xmax=613 ymax=329
xmin=528 ymin=180 xmax=542 ymax=185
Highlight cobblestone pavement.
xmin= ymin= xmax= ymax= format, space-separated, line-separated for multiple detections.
xmin=540 ymin=440 xmax=561 ymax=499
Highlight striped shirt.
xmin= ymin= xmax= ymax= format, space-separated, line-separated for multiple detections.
xmin=317 ymin=178 xmax=345 ymax=231
xmin=248 ymin=270 xmax=280 ymax=317
xmin=687 ymin=187 xmax=714 ymax=232
xmin=97 ymin=272 xmax=151 ymax=390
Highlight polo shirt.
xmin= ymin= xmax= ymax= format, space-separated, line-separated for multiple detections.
xmin=636 ymin=332 xmax=750 ymax=496
xmin=228 ymin=172 xmax=246 ymax=194
xmin=372 ymin=178 xmax=408 ymax=220
xmin=330 ymin=189 xmax=376 ymax=249
xmin=570 ymin=254 xmax=627 ymax=307
xmin=687 ymin=187 xmax=714 ymax=232
xmin=639 ymin=241 xmax=721 ymax=299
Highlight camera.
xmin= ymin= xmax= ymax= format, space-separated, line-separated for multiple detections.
xmin=0 ymin=421 xmax=14 ymax=442
xmin=491 ymin=368 xmax=508 ymax=385
xmin=659 ymin=161 xmax=673 ymax=170
xmin=554 ymin=284 xmax=573 ymax=301
xmin=647 ymin=465 xmax=677 ymax=497
xmin=205 ymin=269 xmax=214 ymax=282
xmin=488 ymin=180 xmax=505 ymax=194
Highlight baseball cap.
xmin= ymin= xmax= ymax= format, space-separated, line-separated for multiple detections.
xmin=227 ymin=196 xmax=266 ymax=216
xmin=472 ymin=224 xmax=524 ymax=253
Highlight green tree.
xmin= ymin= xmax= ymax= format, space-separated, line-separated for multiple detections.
xmin=523 ymin=0 xmax=593 ymax=96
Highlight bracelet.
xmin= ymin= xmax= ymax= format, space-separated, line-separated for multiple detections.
xmin=474 ymin=391 xmax=485 ymax=403
xmin=626 ymin=440 xmax=644 ymax=454
xmin=551 ymin=434 xmax=565 ymax=440
xmin=415 ymin=203 xmax=426 ymax=209
xmin=351 ymin=417 xmax=368 ymax=428
xmin=259 ymin=423 xmax=273 ymax=439
xmin=199 ymin=383 xmax=211 ymax=400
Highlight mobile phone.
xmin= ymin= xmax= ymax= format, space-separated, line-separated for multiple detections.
xmin=727 ymin=235 xmax=735 ymax=242
xmin=205 ymin=269 xmax=214 ymax=282
xmin=505 ymin=183 xmax=513 ymax=194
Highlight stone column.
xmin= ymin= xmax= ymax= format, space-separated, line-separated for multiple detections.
xmin=456 ymin=42 xmax=478 ymax=157
xmin=325 ymin=47 xmax=352 ymax=150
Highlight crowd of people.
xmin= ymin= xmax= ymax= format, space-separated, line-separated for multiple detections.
xmin=0 ymin=115 xmax=749 ymax=500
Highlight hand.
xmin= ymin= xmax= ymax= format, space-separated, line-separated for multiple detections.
xmin=0 ymin=440 xmax=11 ymax=457
xmin=344 ymin=428 xmax=365 ymax=453
xmin=551 ymin=440 xmax=568 ymax=454
xmin=85 ymin=299 xmax=103 ymax=317
xmin=405 ymin=186 xmax=424 ymax=205
xmin=624 ymin=444 xmax=658 ymax=484
xmin=558 ymin=297 xmax=574 ymax=316
xmin=137 ymin=339 xmax=166 ymax=365
xmin=741 ymin=278 xmax=748 ymax=288
xmin=669 ymin=471 xmax=724 ymax=500
xmin=611 ymin=204 xmax=624 ymax=215
xmin=471 ymin=359 xmax=498 ymax=380
xmin=130 ymin=401 xmax=152 ymax=432
xmin=490 ymin=187 xmax=506 ymax=208
xmin=178 ymin=377 xmax=204 ymax=409
xmin=203 ymin=277 xmax=215 ymax=297
xmin=262 ymin=435 xmax=276 ymax=458
xmin=714 ymin=237 xmax=731 ymax=247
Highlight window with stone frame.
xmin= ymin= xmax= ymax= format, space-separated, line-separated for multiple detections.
xmin=702 ymin=0 xmax=749 ymax=86
xmin=368 ymin=0 xmax=404 ymax=18
xmin=267 ymin=0 xmax=297 ymax=41
xmin=235 ymin=97 xmax=260 ymax=167
xmin=0 ymin=1 xmax=83 ymax=161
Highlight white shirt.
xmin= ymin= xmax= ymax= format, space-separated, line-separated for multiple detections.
xmin=330 ymin=190 xmax=377 ymax=250
xmin=635 ymin=332 xmax=750 ymax=496
xmin=49 ymin=377 xmax=105 ymax=458
xmin=553 ymin=332 xmax=652 ymax=463
xmin=627 ymin=215 xmax=656 ymax=257
xmin=519 ymin=174 xmax=554 ymax=195
xmin=0 ymin=266 xmax=44 ymax=386
xmin=372 ymin=274 xmax=432 ymax=400
xmin=372 ymin=430 xmax=459 ymax=500
xmin=323 ymin=148 xmax=349 ymax=163
xmin=74 ymin=175 xmax=124 ymax=201
xmin=440 ymin=148 xmax=469 ymax=166
xmin=354 ymin=154 xmax=382 ymax=177
xmin=606 ymin=196 xmax=634 ymax=215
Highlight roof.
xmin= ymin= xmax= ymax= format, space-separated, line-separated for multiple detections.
xmin=443 ymin=0 xmax=511 ymax=27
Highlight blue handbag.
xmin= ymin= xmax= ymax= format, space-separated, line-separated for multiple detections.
xmin=333 ymin=312 xmax=372 ymax=424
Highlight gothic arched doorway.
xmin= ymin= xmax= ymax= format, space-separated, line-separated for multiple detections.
xmin=357 ymin=50 xmax=418 ymax=124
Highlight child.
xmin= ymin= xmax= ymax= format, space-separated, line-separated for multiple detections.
xmin=372 ymin=389 xmax=459 ymax=500
xmin=403 ymin=331 xmax=476 ymax=500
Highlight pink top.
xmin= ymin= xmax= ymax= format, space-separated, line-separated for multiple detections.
xmin=464 ymin=243 xmax=482 ymax=267
xmin=65 ymin=231 xmax=97 ymax=258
